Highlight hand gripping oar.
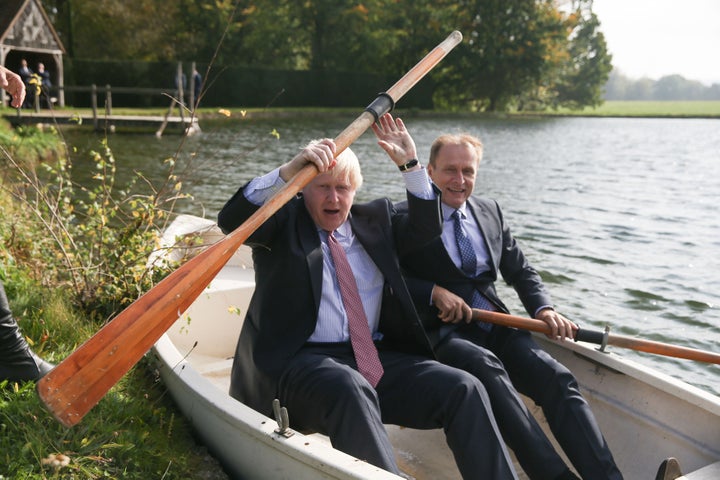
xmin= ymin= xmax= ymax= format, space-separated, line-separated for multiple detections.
xmin=37 ymin=31 xmax=464 ymax=428
xmin=473 ymin=309 xmax=720 ymax=364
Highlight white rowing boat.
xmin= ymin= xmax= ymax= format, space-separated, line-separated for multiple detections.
xmin=151 ymin=215 xmax=720 ymax=479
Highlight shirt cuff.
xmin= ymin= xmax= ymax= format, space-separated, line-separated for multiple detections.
xmin=244 ymin=167 xmax=284 ymax=205
xmin=534 ymin=305 xmax=555 ymax=317
xmin=403 ymin=166 xmax=435 ymax=200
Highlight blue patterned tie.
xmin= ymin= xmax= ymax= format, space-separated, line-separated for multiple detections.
xmin=452 ymin=210 xmax=495 ymax=330
xmin=452 ymin=209 xmax=477 ymax=276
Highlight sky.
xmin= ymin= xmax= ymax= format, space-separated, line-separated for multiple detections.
xmin=591 ymin=0 xmax=720 ymax=85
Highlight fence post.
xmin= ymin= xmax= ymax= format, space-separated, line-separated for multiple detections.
xmin=105 ymin=85 xmax=112 ymax=116
xmin=91 ymin=84 xmax=98 ymax=130
xmin=176 ymin=62 xmax=185 ymax=124
xmin=189 ymin=61 xmax=196 ymax=110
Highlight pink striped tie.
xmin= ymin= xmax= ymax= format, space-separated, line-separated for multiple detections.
xmin=327 ymin=231 xmax=384 ymax=387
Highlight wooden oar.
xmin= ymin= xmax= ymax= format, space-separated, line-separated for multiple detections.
xmin=473 ymin=309 xmax=720 ymax=365
xmin=37 ymin=31 xmax=464 ymax=428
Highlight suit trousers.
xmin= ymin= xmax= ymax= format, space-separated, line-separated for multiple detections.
xmin=441 ymin=324 xmax=623 ymax=480
xmin=278 ymin=343 xmax=518 ymax=479
xmin=435 ymin=327 xmax=570 ymax=480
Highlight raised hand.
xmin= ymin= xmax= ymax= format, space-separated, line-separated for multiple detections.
xmin=371 ymin=113 xmax=418 ymax=167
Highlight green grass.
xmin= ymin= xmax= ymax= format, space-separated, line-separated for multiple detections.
xmin=7 ymin=100 xmax=720 ymax=121
xmin=0 ymin=274 xmax=229 ymax=479
xmin=546 ymin=100 xmax=720 ymax=117
xmin=0 ymin=119 xmax=230 ymax=479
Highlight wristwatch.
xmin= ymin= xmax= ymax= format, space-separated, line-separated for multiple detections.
xmin=398 ymin=159 xmax=419 ymax=171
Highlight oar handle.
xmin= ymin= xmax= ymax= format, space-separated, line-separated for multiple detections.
xmin=472 ymin=309 xmax=720 ymax=365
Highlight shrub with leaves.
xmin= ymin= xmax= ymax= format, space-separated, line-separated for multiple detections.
xmin=2 ymin=136 xmax=188 ymax=322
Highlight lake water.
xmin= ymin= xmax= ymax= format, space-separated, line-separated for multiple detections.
xmin=60 ymin=114 xmax=720 ymax=396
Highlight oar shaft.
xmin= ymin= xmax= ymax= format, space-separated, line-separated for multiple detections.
xmin=472 ymin=309 xmax=720 ymax=365
xmin=606 ymin=334 xmax=720 ymax=364
xmin=37 ymin=31 xmax=464 ymax=428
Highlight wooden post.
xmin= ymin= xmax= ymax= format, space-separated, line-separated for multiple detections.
xmin=176 ymin=62 xmax=185 ymax=124
xmin=105 ymin=84 xmax=115 ymax=132
xmin=91 ymin=84 xmax=98 ymax=130
xmin=105 ymin=84 xmax=112 ymax=116
xmin=189 ymin=61 xmax=196 ymax=111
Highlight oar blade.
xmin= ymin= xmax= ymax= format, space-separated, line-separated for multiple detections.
xmin=37 ymin=237 xmax=238 ymax=427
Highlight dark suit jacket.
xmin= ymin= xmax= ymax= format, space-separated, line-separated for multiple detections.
xmin=217 ymin=186 xmax=440 ymax=416
xmin=398 ymin=196 xmax=553 ymax=347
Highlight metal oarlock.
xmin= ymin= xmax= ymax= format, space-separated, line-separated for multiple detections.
xmin=597 ymin=325 xmax=610 ymax=353
xmin=273 ymin=398 xmax=294 ymax=438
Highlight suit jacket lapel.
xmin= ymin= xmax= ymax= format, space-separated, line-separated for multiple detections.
xmin=349 ymin=213 xmax=397 ymax=281
xmin=467 ymin=197 xmax=499 ymax=272
xmin=297 ymin=205 xmax=324 ymax=310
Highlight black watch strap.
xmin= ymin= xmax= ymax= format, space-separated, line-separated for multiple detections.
xmin=398 ymin=159 xmax=419 ymax=171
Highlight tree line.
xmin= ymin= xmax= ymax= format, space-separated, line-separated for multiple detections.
xmin=41 ymin=0 xmax=611 ymax=111
xmin=604 ymin=70 xmax=720 ymax=101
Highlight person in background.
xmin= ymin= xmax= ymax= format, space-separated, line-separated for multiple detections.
xmin=17 ymin=59 xmax=32 ymax=81
xmin=36 ymin=62 xmax=52 ymax=108
xmin=191 ymin=68 xmax=202 ymax=107
xmin=216 ymin=119 xmax=519 ymax=479
xmin=381 ymin=121 xmax=622 ymax=480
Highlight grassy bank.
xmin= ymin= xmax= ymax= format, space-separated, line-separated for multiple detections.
xmin=6 ymin=100 xmax=720 ymax=124
xmin=0 ymin=117 xmax=229 ymax=479
xmin=529 ymin=100 xmax=720 ymax=118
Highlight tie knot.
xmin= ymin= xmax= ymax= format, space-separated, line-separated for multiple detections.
xmin=452 ymin=209 xmax=463 ymax=222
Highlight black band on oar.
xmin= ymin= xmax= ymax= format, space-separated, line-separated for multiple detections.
xmin=575 ymin=327 xmax=608 ymax=345
xmin=364 ymin=92 xmax=395 ymax=121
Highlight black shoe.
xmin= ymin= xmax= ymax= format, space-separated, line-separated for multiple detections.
xmin=0 ymin=349 xmax=54 ymax=382
xmin=655 ymin=457 xmax=683 ymax=480
xmin=0 ymin=281 xmax=54 ymax=382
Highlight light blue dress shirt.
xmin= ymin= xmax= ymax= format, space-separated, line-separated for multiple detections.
xmin=244 ymin=165 xmax=434 ymax=341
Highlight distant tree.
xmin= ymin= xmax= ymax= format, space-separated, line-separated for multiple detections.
xmin=64 ymin=0 xmax=179 ymax=61
xmin=654 ymin=74 xmax=706 ymax=100
xmin=627 ymin=77 xmax=655 ymax=100
xmin=604 ymin=70 xmax=720 ymax=100
xmin=436 ymin=0 xmax=568 ymax=111
xmin=552 ymin=10 xmax=612 ymax=108
xmin=168 ymin=0 xmax=245 ymax=64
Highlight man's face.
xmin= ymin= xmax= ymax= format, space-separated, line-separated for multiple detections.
xmin=427 ymin=144 xmax=478 ymax=209
xmin=303 ymin=172 xmax=356 ymax=232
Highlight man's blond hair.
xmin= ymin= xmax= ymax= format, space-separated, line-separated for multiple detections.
xmin=428 ymin=133 xmax=483 ymax=167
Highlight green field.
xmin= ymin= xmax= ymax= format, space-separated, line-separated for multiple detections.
xmin=550 ymin=100 xmax=720 ymax=117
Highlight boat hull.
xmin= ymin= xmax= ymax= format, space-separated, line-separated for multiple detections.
xmin=151 ymin=215 xmax=720 ymax=479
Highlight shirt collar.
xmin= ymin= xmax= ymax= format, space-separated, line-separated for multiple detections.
xmin=442 ymin=202 xmax=468 ymax=222
xmin=319 ymin=219 xmax=352 ymax=241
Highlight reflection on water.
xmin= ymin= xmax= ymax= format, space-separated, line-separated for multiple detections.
xmin=60 ymin=115 xmax=720 ymax=395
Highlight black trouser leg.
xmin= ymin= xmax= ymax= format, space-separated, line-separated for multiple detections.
xmin=0 ymin=281 xmax=54 ymax=382
xmin=494 ymin=328 xmax=623 ymax=480
xmin=436 ymin=328 xmax=570 ymax=480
